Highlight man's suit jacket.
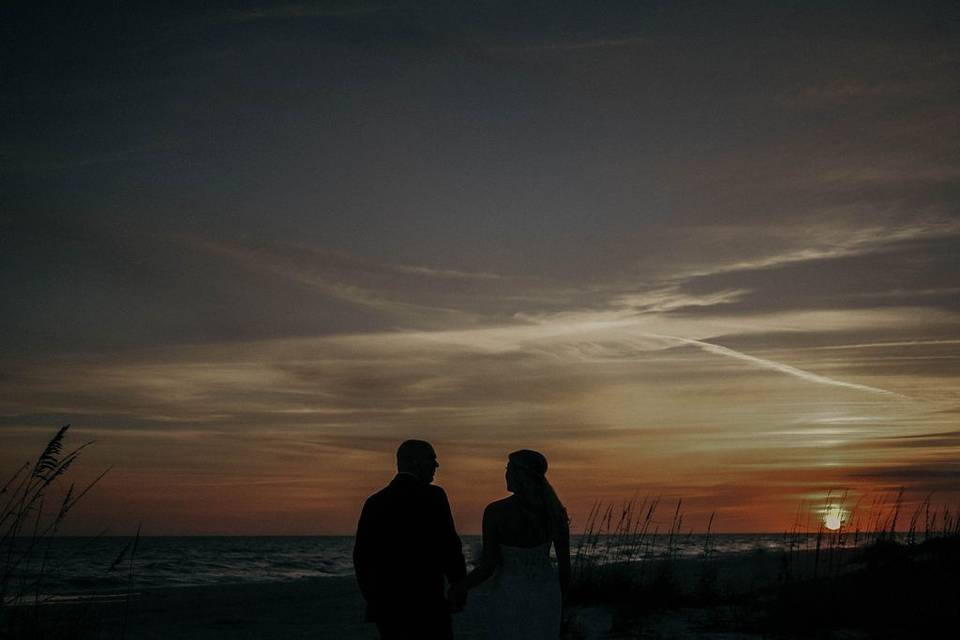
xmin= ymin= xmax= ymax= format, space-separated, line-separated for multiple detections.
xmin=353 ymin=473 xmax=466 ymax=623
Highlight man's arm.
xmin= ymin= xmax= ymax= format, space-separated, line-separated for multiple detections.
xmin=436 ymin=487 xmax=466 ymax=585
xmin=353 ymin=497 xmax=380 ymax=607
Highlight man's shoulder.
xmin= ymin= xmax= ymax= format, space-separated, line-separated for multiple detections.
xmin=411 ymin=483 xmax=452 ymax=510
xmin=427 ymin=484 xmax=449 ymax=499
xmin=362 ymin=482 xmax=394 ymax=506
xmin=363 ymin=477 xmax=445 ymax=502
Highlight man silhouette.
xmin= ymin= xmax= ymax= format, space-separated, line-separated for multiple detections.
xmin=354 ymin=440 xmax=466 ymax=639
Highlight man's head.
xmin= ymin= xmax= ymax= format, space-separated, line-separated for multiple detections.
xmin=396 ymin=439 xmax=439 ymax=483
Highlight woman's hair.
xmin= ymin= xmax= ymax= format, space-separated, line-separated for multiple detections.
xmin=508 ymin=449 xmax=569 ymax=541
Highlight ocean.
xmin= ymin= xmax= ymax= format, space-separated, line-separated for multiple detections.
xmin=5 ymin=532 xmax=878 ymax=598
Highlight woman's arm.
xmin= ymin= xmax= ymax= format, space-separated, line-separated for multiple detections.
xmin=448 ymin=503 xmax=499 ymax=602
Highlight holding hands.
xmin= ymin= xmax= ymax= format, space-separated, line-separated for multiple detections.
xmin=446 ymin=581 xmax=467 ymax=612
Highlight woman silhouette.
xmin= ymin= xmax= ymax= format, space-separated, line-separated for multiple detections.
xmin=448 ymin=449 xmax=570 ymax=639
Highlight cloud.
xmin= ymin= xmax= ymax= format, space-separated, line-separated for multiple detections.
xmin=487 ymin=37 xmax=651 ymax=54
xmin=177 ymin=235 xmax=503 ymax=326
xmin=813 ymin=160 xmax=960 ymax=188
xmin=776 ymin=79 xmax=942 ymax=108
xmin=11 ymin=141 xmax=182 ymax=172
xmin=4 ymin=301 xmax=926 ymax=441
xmin=4 ymin=306 xmax=953 ymax=534
xmin=851 ymin=462 xmax=960 ymax=491
xmin=642 ymin=224 xmax=960 ymax=328
xmin=866 ymin=430 xmax=960 ymax=449
xmin=385 ymin=263 xmax=503 ymax=281
xmin=666 ymin=219 xmax=960 ymax=282
xmin=227 ymin=2 xmax=385 ymax=22
xmin=611 ymin=288 xmax=750 ymax=313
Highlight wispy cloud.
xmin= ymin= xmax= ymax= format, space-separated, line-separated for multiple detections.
xmin=611 ymin=287 xmax=750 ymax=313
xmin=667 ymin=219 xmax=960 ymax=282
xmin=2 ymin=295 xmax=952 ymax=533
xmin=488 ymin=37 xmax=651 ymax=54
xmin=227 ymin=2 xmax=385 ymax=22
xmin=776 ymin=79 xmax=941 ymax=108
xmin=178 ymin=235 xmax=493 ymax=325
xmin=867 ymin=430 xmax=960 ymax=449
xmin=385 ymin=263 xmax=503 ymax=281
xmin=11 ymin=141 xmax=181 ymax=172
xmin=813 ymin=160 xmax=960 ymax=187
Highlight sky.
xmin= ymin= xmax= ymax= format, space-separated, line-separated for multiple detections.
xmin=2 ymin=1 xmax=959 ymax=535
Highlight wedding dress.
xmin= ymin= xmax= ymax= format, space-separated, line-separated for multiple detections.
xmin=486 ymin=542 xmax=561 ymax=639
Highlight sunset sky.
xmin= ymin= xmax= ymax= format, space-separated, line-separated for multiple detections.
xmin=3 ymin=1 xmax=959 ymax=535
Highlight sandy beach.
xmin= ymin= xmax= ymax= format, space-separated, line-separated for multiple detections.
xmin=32 ymin=577 xmax=372 ymax=639
xmin=30 ymin=575 xmax=497 ymax=639
xmin=8 ymin=549 xmax=812 ymax=639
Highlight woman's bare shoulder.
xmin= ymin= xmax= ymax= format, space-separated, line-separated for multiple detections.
xmin=483 ymin=495 xmax=516 ymax=517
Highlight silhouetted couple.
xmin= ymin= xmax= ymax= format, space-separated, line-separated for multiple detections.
xmin=353 ymin=440 xmax=570 ymax=640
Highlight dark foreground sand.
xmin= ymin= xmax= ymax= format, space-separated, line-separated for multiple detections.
xmin=31 ymin=576 xmax=497 ymax=639
xmin=30 ymin=577 xmax=615 ymax=639
xmin=11 ymin=550 xmax=827 ymax=639
xmin=20 ymin=540 xmax=957 ymax=639
xmin=18 ymin=550 xmax=772 ymax=640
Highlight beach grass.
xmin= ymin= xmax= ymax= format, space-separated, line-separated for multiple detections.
xmin=564 ymin=493 xmax=960 ymax=639
xmin=1 ymin=425 xmax=111 ymax=638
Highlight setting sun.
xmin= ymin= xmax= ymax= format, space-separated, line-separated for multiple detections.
xmin=824 ymin=508 xmax=845 ymax=531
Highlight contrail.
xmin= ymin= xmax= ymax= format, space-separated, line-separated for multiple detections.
xmin=802 ymin=339 xmax=960 ymax=351
xmin=649 ymin=334 xmax=907 ymax=398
